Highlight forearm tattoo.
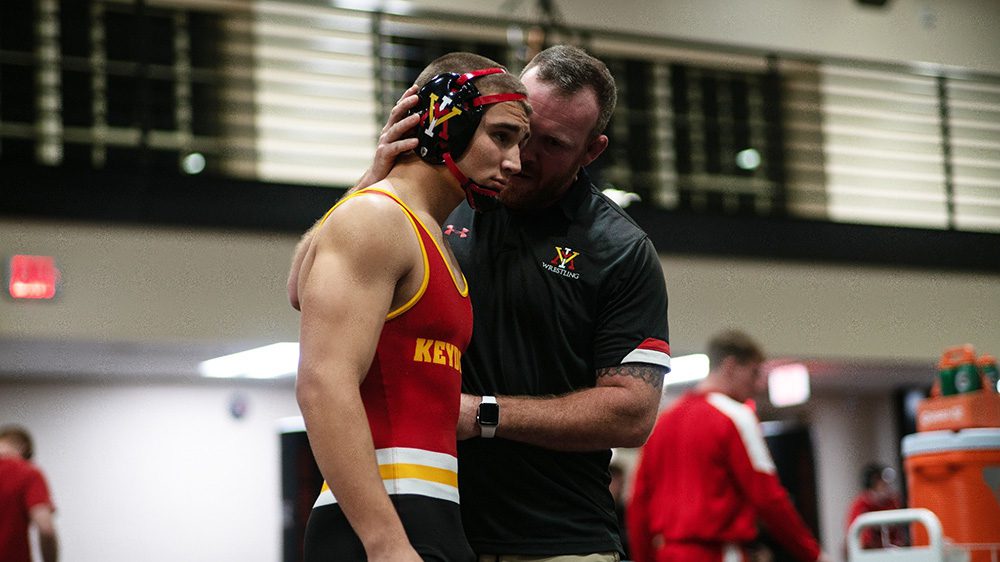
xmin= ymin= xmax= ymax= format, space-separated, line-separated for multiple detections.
xmin=597 ymin=363 xmax=666 ymax=390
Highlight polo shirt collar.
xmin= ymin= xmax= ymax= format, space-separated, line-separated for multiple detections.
xmin=553 ymin=168 xmax=592 ymax=220
xmin=505 ymin=168 xmax=593 ymax=223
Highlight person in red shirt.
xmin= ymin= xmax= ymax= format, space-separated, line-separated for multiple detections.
xmin=0 ymin=426 xmax=58 ymax=562
xmin=845 ymin=463 xmax=905 ymax=550
xmin=627 ymin=329 xmax=832 ymax=562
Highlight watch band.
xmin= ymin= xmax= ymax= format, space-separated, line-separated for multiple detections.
xmin=478 ymin=395 xmax=499 ymax=438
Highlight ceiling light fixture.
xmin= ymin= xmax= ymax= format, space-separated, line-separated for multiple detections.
xmin=665 ymin=353 xmax=710 ymax=386
xmin=199 ymin=342 xmax=299 ymax=379
xmin=767 ymin=363 xmax=811 ymax=407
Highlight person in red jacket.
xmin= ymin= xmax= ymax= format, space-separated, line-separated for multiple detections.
xmin=845 ymin=463 xmax=905 ymax=550
xmin=0 ymin=425 xmax=58 ymax=562
xmin=627 ymin=329 xmax=832 ymax=562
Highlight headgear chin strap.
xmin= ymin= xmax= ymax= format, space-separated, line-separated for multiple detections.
xmin=412 ymin=67 xmax=526 ymax=211
xmin=442 ymin=152 xmax=503 ymax=212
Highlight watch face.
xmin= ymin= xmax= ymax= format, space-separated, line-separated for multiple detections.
xmin=477 ymin=402 xmax=500 ymax=426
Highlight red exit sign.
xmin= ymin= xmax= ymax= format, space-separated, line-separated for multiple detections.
xmin=7 ymin=255 xmax=60 ymax=300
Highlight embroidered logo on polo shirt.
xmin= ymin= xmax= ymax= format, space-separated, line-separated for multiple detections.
xmin=444 ymin=224 xmax=469 ymax=238
xmin=540 ymin=246 xmax=581 ymax=279
xmin=551 ymin=247 xmax=579 ymax=270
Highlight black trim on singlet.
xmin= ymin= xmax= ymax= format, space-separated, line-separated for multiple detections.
xmin=304 ymin=495 xmax=474 ymax=562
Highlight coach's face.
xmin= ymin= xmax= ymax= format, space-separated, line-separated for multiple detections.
xmin=498 ymin=68 xmax=609 ymax=211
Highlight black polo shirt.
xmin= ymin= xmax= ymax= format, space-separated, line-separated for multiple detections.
xmin=445 ymin=171 xmax=670 ymax=556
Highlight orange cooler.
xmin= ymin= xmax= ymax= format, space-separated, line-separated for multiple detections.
xmin=902 ymin=429 xmax=1000 ymax=562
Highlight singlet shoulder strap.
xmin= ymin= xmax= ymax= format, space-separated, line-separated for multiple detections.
xmin=318 ymin=187 xmax=467 ymax=311
xmin=325 ymin=188 xmax=468 ymax=295
xmin=318 ymin=188 xmax=429 ymax=319
xmin=363 ymin=188 xmax=469 ymax=301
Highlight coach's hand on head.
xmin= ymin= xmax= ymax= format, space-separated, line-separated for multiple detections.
xmin=358 ymin=84 xmax=422 ymax=189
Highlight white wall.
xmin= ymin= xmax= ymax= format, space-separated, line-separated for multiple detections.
xmin=4 ymin=219 xmax=999 ymax=363
xmin=0 ymin=219 xmax=300 ymax=345
xmin=0 ymin=379 xmax=300 ymax=562
xmin=809 ymin=394 xmax=901 ymax=562
xmin=662 ymin=254 xmax=1000 ymax=362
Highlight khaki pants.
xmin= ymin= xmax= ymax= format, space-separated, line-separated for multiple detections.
xmin=477 ymin=554 xmax=620 ymax=562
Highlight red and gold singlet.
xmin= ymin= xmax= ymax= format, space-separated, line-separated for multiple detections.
xmin=313 ymin=187 xmax=472 ymax=508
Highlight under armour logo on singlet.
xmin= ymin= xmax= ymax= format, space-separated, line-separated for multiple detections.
xmin=444 ymin=225 xmax=469 ymax=238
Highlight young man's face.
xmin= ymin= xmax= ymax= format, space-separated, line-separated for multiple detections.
xmin=499 ymin=68 xmax=609 ymax=211
xmin=455 ymin=101 xmax=530 ymax=195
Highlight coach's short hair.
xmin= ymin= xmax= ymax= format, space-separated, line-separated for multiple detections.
xmin=523 ymin=45 xmax=616 ymax=138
